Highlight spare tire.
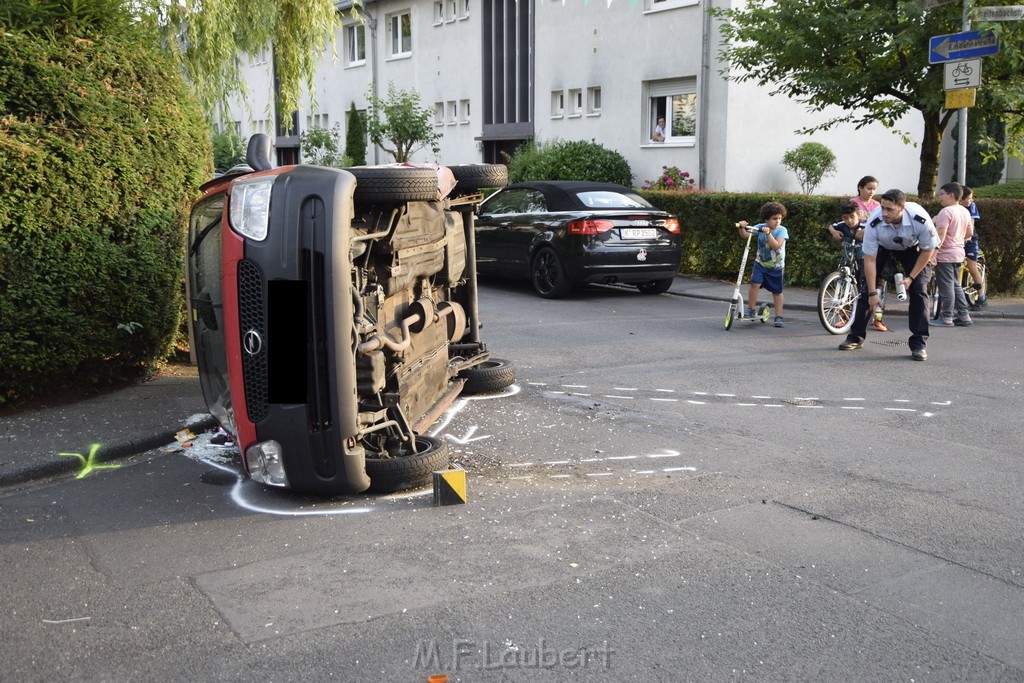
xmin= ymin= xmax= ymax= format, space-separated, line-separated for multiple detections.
xmin=347 ymin=166 xmax=438 ymax=204
xmin=449 ymin=164 xmax=508 ymax=194
xmin=459 ymin=358 xmax=516 ymax=394
xmin=365 ymin=435 xmax=450 ymax=493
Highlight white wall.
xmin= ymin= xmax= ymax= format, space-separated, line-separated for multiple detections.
xmin=217 ymin=0 xmax=938 ymax=197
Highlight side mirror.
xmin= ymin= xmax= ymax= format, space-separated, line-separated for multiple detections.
xmin=246 ymin=134 xmax=273 ymax=172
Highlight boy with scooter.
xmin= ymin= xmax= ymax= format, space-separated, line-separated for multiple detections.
xmin=736 ymin=202 xmax=789 ymax=327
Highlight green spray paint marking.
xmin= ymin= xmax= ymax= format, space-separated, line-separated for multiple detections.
xmin=58 ymin=444 xmax=122 ymax=479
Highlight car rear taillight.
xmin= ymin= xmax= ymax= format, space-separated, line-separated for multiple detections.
xmin=663 ymin=218 xmax=681 ymax=234
xmin=567 ymin=219 xmax=615 ymax=235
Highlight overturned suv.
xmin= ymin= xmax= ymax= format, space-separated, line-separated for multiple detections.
xmin=187 ymin=135 xmax=514 ymax=495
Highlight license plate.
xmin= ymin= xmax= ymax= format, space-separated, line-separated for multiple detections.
xmin=620 ymin=228 xmax=657 ymax=239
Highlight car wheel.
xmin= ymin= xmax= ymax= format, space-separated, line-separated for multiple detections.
xmin=636 ymin=277 xmax=674 ymax=294
xmin=347 ymin=166 xmax=438 ymax=204
xmin=448 ymin=164 xmax=508 ymax=194
xmin=531 ymin=248 xmax=572 ymax=299
xmin=365 ymin=435 xmax=449 ymax=493
xmin=459 ymin=358 xmax=516 ymax=394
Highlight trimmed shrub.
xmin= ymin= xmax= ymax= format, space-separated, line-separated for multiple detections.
xmin=507 ymin=138 xmax=633 ymax=186
xmin=639 ymin=190 xmax=1024 ymax=295
xmin=344 ymin=102 xmax=367 ymax=166
xmin=0 ymin=31 xmax=210 ymax=406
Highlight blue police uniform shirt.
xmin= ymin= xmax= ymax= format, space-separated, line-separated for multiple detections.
xmin=862 ymin=201 xmax=939 ymax=256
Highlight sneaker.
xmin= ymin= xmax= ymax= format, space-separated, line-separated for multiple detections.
xmin=744 ymin=307 xmax=754 ymax=318
xmin=838 ymin=339 xmax=863 ymax=351
xmin=953 ymin=317 xmax=973 ymax=327
xmin=937 ymin=318 xmax=954 ymax=327
xmin=970 ymin=298 xmax=987 ymax=311
xmin=870 ymin=319 xmax=889 ymax=332
xmin=774 ymin=316 xmax=784 ymax=328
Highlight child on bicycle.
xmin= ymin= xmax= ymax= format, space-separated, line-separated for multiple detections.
xmin=736 ymin=201 xmax=789 ymax=327
xmin=828 ymin=202 xmax=865 ymax=264
xmin=960 ymin=186 xmax=986 ymax=310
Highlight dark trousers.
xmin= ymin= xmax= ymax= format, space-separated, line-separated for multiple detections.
xmin=848 ymin=248 xmax=931 ymax=351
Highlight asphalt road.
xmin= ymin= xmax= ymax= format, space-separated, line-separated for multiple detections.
xmin=2 ymin=281 xmax=1022 ymax=681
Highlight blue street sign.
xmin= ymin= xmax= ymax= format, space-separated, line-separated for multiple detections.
xmin=929 ymin=30 xmax=1000 ymax=64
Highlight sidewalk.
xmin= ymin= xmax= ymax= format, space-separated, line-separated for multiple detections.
xmin=1 ymin=276 xmax=1021 ymax=489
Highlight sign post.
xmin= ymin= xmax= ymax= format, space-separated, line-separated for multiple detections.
xmin=928 ymin=29 xmax=1000 ymax=64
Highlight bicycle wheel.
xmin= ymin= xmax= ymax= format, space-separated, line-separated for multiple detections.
xmin=927 ymin=271 xmax=940 ymax=320
xmin=961 ymin=260 xmax=984 ymax=307
xmin=817 ymin=271 xmax=857 ymax=335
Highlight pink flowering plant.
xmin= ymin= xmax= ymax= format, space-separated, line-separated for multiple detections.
xmin=641 ymin=165 xmax=696 ymax=191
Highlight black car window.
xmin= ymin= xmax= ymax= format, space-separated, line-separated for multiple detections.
xmin=483 ymin=188 xmax=548 ymax=215
xmin=575 ymin=190 xmax=652 ymax=209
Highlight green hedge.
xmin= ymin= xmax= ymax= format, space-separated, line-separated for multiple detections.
xmin=639 ymin=190 xmax=1024 ymax=295
xmin=0 ymin=31 xmax=210 ymax=406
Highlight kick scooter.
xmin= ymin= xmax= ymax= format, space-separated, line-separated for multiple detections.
xmin=725 ymin=223 xmax=771 ymax=330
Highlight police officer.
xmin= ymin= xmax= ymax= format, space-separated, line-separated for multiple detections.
xmin=838 ymin=189 xmax=940 ymax=361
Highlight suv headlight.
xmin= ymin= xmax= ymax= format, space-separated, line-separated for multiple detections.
xmin=245 ymin=440 xmax=289 ymax=487
xmin=229 ymin=176 xmax=275 ymax=241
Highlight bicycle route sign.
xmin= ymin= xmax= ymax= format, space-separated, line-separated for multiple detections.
xmin=929 ymin=30 xmax=1000 ymax=64
xmin=944 ymin=59 xmax=982 ymax=90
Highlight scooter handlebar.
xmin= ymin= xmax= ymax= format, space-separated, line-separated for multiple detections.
xmin=734 ymin=223 xmax=762 ymax=235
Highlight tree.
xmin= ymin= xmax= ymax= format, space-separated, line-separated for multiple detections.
xmin=782 ymin=142 xmax=836 ymax=194
xmin=365 ymin=83 xmax=442 ymax=163
xmin=345 ymin=103 xmax=368 ymax=166
xmin=299 ymin=124 xmax=350 ymax=167
xmin=710 ymin=0 xmax=1024 ymax=198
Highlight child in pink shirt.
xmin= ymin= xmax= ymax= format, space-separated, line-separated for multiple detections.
xmin=932 ymin=182 xmax=975 ymax=326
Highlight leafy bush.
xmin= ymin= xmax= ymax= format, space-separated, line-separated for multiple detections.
xmin=506 ymin=138 xmax=633 ymax=186
xmin=974 ymin=180 xmax=1024 ymax=199
xmin=300 ymin=124 xmax=351 ymax=167
xmin=639 ymin=190 xmax=1024 ymax=295
xmin=641 ymin=165 xmax=696 ymax=191
xmin=0 ymin=30 xmax=210 ymax=406
xmin=782 ymin=142 xmax=837 ymax=194
xmin=365 ymin=82 xmax=440 ymax=163
xmin=212 ymin=128 xmax=245 ymax=171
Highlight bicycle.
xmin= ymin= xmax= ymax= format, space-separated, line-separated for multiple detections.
xmin=817 ymin=240 xmax=859 ymax=335
xmin=927 ymin=249 xmax=986 ymax=319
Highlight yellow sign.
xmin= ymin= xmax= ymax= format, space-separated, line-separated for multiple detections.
xmin=945 ymin=88 xmax=976 ymax=109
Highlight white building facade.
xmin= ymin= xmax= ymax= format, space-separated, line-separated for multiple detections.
xmin=218 ymin=0 xmax=952 ymax=196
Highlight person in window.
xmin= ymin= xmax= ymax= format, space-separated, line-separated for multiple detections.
xmin=652 ymin=116 xmax=666 ymax=143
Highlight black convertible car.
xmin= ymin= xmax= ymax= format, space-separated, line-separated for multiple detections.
xmin=474 ymin=181 xmax=682 ymax=298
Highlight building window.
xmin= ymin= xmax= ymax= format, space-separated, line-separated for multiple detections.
xmin=644 ymin=0 xmax=700 ymax=12
xmin=447 ymin=0 xmax=457 ymax=21
xmin=387 ymin=11 xmax=412 ymax=58
xmin=345 ymin=23 xmax=366 ymax=66
xmin=587 ymin=87 xmax=602 ymax=115
xmin=433 ymin=0 xmax=444 ymax=24
xmin=568 ymin=89 xmax=583 ymax=117
xmin=446 ymin=100 xmax=458 ymax=125
xmin=647 ymin=78 xmax=697 ymax=143
xmin=306 ymin=113 xmax=329 ymax=130
xmin=550 ymin=91 xmax=565 ymax=118
xmin=434 ymin=102 xmax=445 ymax=126
xmin=459 ymin=99 xmax=470 ymax=124
xmin=459 ymin=0 xmax=470 ymax=19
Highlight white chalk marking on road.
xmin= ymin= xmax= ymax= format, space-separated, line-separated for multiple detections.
xmin=752 ymin=395 xmax=773 ymax=399
xmin=549 ymin=474 xmax=571 ymax=479
xmin=655 ymin=388 xmax=676 ymax=393
xmin=647 ymin=450 xmax=680 ymax=458
xmin=842 ymin=406 xmax=865 ymax=410
xmin=607 ymin=455 xmax=639 ymax=460
xmin=663 ymin=467 xmax=698 ymax=472
xmin=570 ymin=393 xmax=592 ymax=397
xmin=635 ymin=470 xmax=656 ymax=475
xmin=687 ymin=400 xmax=706 ymax=405
xmin=763 ymin=404 xmax=785 ymax=408
xmin=586 ymin=472 xmax=615 ymax=477
xmin=507 ymin=462 xmax=534 ymax=468
xmin=893 ymin=399 xmax=911 ymax=403
xmin=716 ymin=393 xmax=736 ymax=397
xmin=931 ymin=400 xmax=952 ymax=405
xmin=613 ymin=387 xmax=639 ymax=391
xmin=692 ymin=391 xmax=709 ymax=395
xmin=580 ymin=458 xmax=603 ymax=463
xmin=543 ymin=460 xmax=570 ymax=465
xmin=527 ymin=382 xmax=547 ymax=386
xmin=794 ymin=397 xmax=820 ymax=401
xmin=885 ymin=408 xmax=917 ymax=413
xmin=843 ymin=397 xmax=866 ymax=401
xmin=651 ymin=398 xmax=678 ymax=402
xmin=604 ymin=395 xmax=635 ymax=399
xmin=736 ymin=403 xmax=758 ymax=407
xmin=562 ymin=384 xmax=588 ymax=388
xmin=797 ymin=405 xmax=824 ymax=409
